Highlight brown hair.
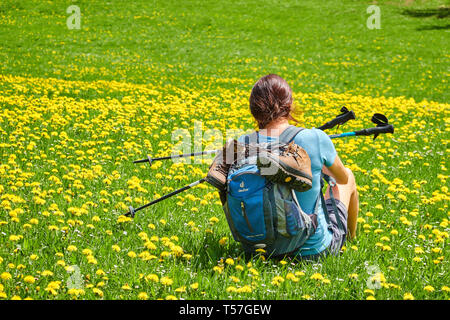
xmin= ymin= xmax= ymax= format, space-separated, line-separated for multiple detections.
xmin=249 ymin=74 xmax=296 ymax=129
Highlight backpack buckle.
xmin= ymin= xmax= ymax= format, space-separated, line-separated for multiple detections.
xmin=329 ymin=177 xmax=337 ymax=187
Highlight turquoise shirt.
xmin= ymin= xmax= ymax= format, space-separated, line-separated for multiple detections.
xmin=238 ymin=127 xmax=337 ymax=256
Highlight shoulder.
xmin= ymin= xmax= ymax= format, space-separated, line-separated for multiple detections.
xmin=294 ymin=127 xmax=321 ymax=141
xmin=293 ymin=128 xmax=335 ymax=155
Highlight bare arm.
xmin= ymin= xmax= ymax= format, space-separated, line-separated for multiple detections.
xmin=322 ymin=155 xmax=348 ymax=185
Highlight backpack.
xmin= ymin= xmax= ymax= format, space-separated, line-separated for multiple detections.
xmin=221 ymin=126 xmax=321 ymax=257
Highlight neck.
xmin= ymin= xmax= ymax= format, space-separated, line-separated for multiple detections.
xmin=260 ymin=118 xmax=291 ymax=137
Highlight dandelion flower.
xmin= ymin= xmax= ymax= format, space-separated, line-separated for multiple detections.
xmin=190 ymin=283 xmax=199 ymax=290
xmin=138 ymin=292 xmax=148 ymax=300
xmin=1 ymin=272 xmax=12 ymax=280
xmin=219 ymin=237 xmax=228 ymax=246
xmin=121 ymin=284 xmax=132 ymax=290
xmin=92 ymin=288 xmax=103 ymax=297
xmin=160 ymin=276 xmax=173 ymax=286
xmin=145 ymin=274 xmax=159 ymax=283
xmin=226 ymin=286 xmax=237 ymax=293
xmin=310 ymin=273 xmax=324 ymax=281
xmin=23 ymin=276 xmax=35 ymax=284
xmin=403 ymin=293 xmax=414 ymax=300
xmin=67 ymin=245 xmax=77 ymax=252
xmin=424 ymin=285 xmax=435 ymax=292
xmin=236 ymin=285 xmax=252 ymax=293
xmin=41 ymin=270 xmax=54 ymax=277
xmin=414 ymin=247 xmax=424 ymax=254
xmin=175 ymin=286 xmax=186 ymax=293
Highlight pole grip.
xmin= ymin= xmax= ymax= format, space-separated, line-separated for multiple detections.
xmin=318 ymin=110 xmax=356 ymax=131
xmin=354 ymin=124 xmax=394 ymax=137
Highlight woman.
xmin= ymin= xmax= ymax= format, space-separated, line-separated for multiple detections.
xmin=244 ymin=74 xmax=359 ymax=258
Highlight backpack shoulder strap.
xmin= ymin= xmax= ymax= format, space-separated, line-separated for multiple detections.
xmin=243 ymin=131 xmax=259 ymax=145
xmin=278 ymin=125 xmax=304 ymax=144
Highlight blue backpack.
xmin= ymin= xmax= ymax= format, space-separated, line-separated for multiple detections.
xmin=222 ymin=126 xmax=321 ymax=257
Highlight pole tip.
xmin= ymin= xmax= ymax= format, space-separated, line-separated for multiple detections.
xmin=147 ymin=155 xmax=152 ymax=167
xmin=125 ymin=206 xmax=136 ymax=218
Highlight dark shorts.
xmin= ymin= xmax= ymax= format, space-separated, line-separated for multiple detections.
xmin=296 ymin=198 xmax=348 ymax=261
xmin=325 ymin=198 xmax=349 ymax=255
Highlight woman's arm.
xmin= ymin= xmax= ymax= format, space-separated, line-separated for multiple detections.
xmin=322 ymin=155 xmax=348 ymax=185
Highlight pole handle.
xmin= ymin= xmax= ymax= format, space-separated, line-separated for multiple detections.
xmin=318 ymin=109 xmax=355 ymax=131
xmin=354 ymin=124 xmax=394 ymax=137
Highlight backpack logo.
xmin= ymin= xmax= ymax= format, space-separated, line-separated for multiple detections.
xmin=238 ymin=181 xmax=248 ymax=192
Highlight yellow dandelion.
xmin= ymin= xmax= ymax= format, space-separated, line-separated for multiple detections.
xmin=138 ymin=292 xmax=148 ymax=300
xmin=175 ymin=286 xmax=186 ymax=293
xmin=403 ymin=292 xmax=414 ymax=300
xmin=67 ymin=245 xmax=77 ymax=252
xmin=1 ymin=272 xmax=12 ymax=280
xmin=190 ymin=282 xmax=199 ymax=290
xmin=219 ymin=237 xmax=228 ymax=246
xmin=160 ymin=276 xmax=173 ymax=286
xmin=310 ymin=273 xmax=324 ymax=281
xmin=121 ymin=284 xmax=132 ymax=290
xmin=23 ymin=276 xmax=35 ymax=284
xmin=92 ymin=288 xmax=103 ymax=297
xmin=226 ymin=286 xmax=237 ymax=293
xmin=424 ymin=285 xmax=435 ymax=292
xmin=145 ymin=274 xmax=159 ymax=283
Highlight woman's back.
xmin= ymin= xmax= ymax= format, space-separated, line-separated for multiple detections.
xmin=224 ymin=73 xmax=359 ymax=258
xmin=238 ymin=127 xmax=336 ymax=256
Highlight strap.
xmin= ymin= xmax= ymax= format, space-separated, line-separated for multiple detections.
xmin=278 ymin=125 xmax=304 ymax=144
xmin=319 ymin=177 xmax=331 ymax=226
xmin=243 ymin=132 xmax=258 ymax=144
xmin=321 ymin=174 xmax=345 ymax=231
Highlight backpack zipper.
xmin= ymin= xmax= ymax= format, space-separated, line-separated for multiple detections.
xmin=241 ymin=202 xmax=254 ymax=233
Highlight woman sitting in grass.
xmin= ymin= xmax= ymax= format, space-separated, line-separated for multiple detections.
xmin=245 ymin=74 xmax=360 ymax=258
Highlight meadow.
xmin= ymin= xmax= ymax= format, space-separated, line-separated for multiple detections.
xmin=0 ymin=0 xmax=448 ymax=300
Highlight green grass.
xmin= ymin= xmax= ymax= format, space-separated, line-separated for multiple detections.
xmin=0 ymin=0 xmax=448 ymax=101
xmin=0 ymin=0 xmax=448 ymax=300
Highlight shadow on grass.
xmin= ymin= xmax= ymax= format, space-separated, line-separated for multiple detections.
xmin=401 ymin=7 xmax=450 ymax=19
xmin=187 ymin=232 xmax=327 ymax=272
xmin=400 ymin=7 xmax=449 ymax=31
xmin=416 ymin=24 xmax=450 ymax=30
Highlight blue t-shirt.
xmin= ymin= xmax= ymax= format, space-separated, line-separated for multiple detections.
xmin=238 ymin=127 xmax=337 ymax=256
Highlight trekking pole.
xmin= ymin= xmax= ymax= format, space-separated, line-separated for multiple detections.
xmin=132 ymin=107 xmax=356 ymax=165
xmin=317 ymin=106 xmax=355 ymax=131
xmin=124 ymin=178 xmax=206 ymax=217
xmin=329 ymin=113 xmax=394 ymax=140
xmin=123 ymin=111 xmax=392 ymax=218
xmin=133 ymin=150 xmax=217 ymax=165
